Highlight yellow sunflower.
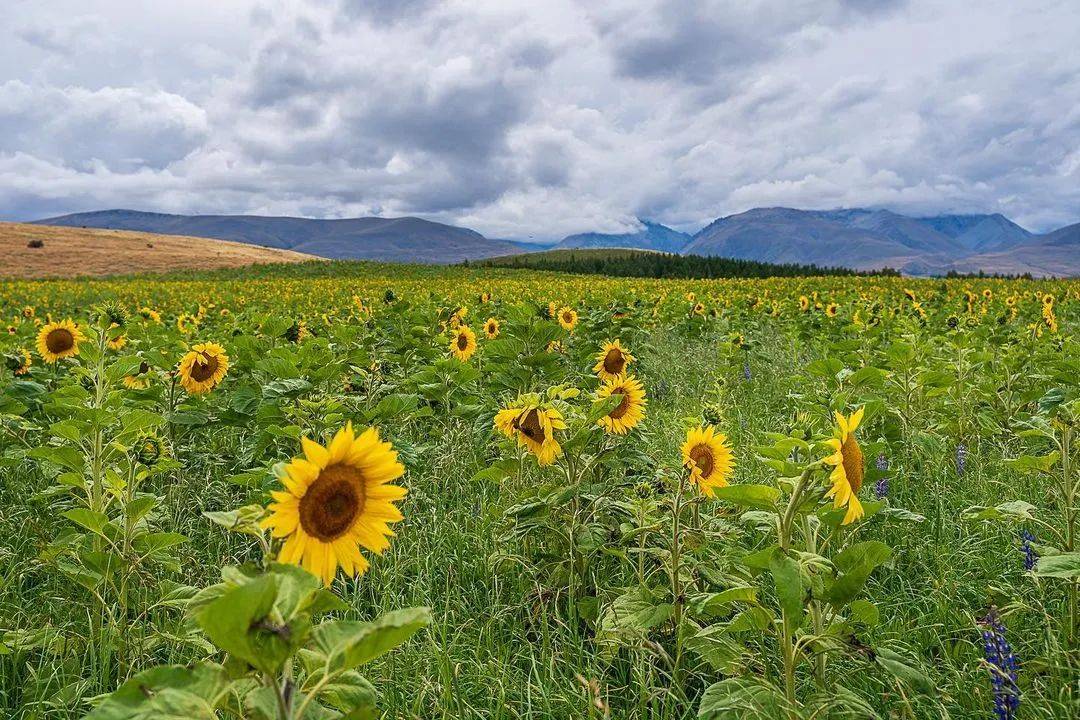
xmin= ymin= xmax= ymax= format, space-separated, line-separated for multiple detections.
xmin=823 ymin=408 xmax=866 ymax=525
xmin=596 ymin=374 xmax=647 ymax=435
xmin=799 ymin=295 xmax=810 ymax=312
xmin=37 ymin=320 xmax=83 ymax=363
xmin=5 ymin=349 xmax=31 ymax=376
xmin=681 ymin=426 xmax=735 ymax=496
xmin=558 ymin=307 xmax=578 ymax=332
xmin=177 ymin=342 xmax=229 ymax=395
xmin=124 ymin=361 xmax=152 ymax=389
xmin=494 ymin=401 xmax=566 ymax=466
xmin=107 ymin=333 xmax=127 ymax=351
xmin=450 ymin=326 xmax=477 ymax=361
xmin=593 ymin=339 xmax=635 ymax=381
xmin=484 ymin=317 xmax=500 ymax=339
xmin=261 ymin=423 xmax=406 ymax=586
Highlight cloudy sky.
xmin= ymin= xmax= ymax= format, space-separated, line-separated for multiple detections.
xmin=2 ymin=0 xmax=1078 ymax=239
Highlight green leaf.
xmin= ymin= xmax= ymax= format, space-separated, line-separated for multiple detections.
xmin=204 ymin=505 xmax=266 ymax=536
xmin=874 ymin=646 xmax=935 ymax=694
xmin=685 ymin=625 xmax=745 ymax=673
xmin=769 ymin=549 xmax=803 ymax=628
xmin=1034 ymin=552 xmax=1080 ymax=579
xmin=712 ymin=485 xmax=780 ymax=511
xmin=962 ymin=500 xmax=1036 ymax=522
xmin=689 ymin=587 xmax=758 ymax=618
xmin=586 ymin=394 xmax=623 ymax=424
xmin=194 ymin=574 xmax=293 ymax=675
xmin=85 ymin=663 xmax=231 ymax=720
xmin=698 ymin=678 xmax=790 ymax=719
xmin=848 ymin=600 xmax=880 ymax=627
xmin=29 ymin=445 xmax=84 ymax=472
xmin=1006 ymin=452 xmax=1060 ymax=474
xmin=599 ymin=587 xmax=674 ymax=639
xmin=824 ymin=541 xmax=892 ymax=606
xmin=309 ymin=607 xmax=431 ymax=673
xmin=63 ymin=508 xmax=110 ymax=536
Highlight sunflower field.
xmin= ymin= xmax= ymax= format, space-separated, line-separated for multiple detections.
xmin=1 ymin=263 xmax=1078 ymax=719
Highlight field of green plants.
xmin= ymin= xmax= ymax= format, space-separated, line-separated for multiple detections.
xmin=0 ymin=263 xmax=1077 ymax=719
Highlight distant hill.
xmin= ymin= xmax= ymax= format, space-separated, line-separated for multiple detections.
xmin=34 ymin=209 xmax=522 ymax=264
xmin=915 ymin=213 xmax=1032 ymax=252
xmin=556 ymin=219 xmax=691 ymax=253
xmin=0 ymin=222 xmax=315 ymax=278
xmin=946 ymin=222 xmax=1080 ymax=277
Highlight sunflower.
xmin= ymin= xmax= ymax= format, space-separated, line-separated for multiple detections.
xmin=823 ymin=408 xmax=866 ymax=525
xmin=138 ymin=307 xmax=162 ymax=323
xmin=261 ymin=423 xmax=406 ymax=586
xmin=177 ymin=342 xmax=229 ymax=395
xmin=176 ymin=313 xmax=197 ymax=334
xmin=107 ymin=333 xmax=127 ymax=351
xmin=484 ymin=317 xmax=500 ymax=339
xmin=124 ymin=361 xmax=152 ymax=389
xmin=593 ymin=339 xmax=635 ymax=381
xmin=596 ymin=374 xmax=647 ymax=435
xmin=5 ymin=349 xmax=31 ymax=376
xmin=22 ymin=306 xmax=34 ymax=318
xmin=37 ymin=320 xmax=83 ymax=363
xmin=825 ymin=303 xmax=839 ymax=318
xmin=692 ymin=302 xmax=706 ymax=316
xmin=494 ymin=401 xmax=566 ymax=466
xmin=450 ymin=326 xmax=477 ymax=361
xmin=681 ymin=426 xmax=735 ymax=496
xmin=798 ymin=295 xmax=810 ymax=312
xmin=558 ymin=307 xmax=578 ymax=331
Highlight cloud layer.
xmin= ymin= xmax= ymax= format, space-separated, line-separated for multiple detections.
xmin=2 ymin=0 xmax=1078 ymax=237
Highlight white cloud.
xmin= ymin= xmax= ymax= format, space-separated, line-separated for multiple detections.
xmin=0 ymin=0 xmax=1077 ymax=235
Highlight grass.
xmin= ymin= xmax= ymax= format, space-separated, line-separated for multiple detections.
xmin=0 ymin=222 xmax=316 ymax=279
xmin=0 ymin=264 xmax=1077 ymax=718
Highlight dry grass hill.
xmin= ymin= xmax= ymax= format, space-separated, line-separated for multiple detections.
xmin=0 ymin=222 xmax=317 ymax=278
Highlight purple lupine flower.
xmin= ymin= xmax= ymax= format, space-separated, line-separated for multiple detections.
xmin=1019 ymin=530 xmax=1038 ymax=571
xmin=875 ymin=475 xmax=888 ymax=499
xmin=980 ymin=607 xmax=1020 ymax=720
xmin=876 ymin=453 xmax=889 ymax=472
xmin=742 ymin=362 xmax=752 ymax=381
xmin=956 ymin=443 xmax=968 ymax=475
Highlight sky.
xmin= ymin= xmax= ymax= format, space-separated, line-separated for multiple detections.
xmin=1 ymin=0 xmax=1078 ymax=240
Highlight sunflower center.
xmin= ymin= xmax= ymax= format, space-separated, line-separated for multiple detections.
xmin=189 ymin=354 xmax=219 ymax=382
xmin=841 ymin=435 xmax=864 ymax=493
xmin=602 ymin=349 xmax=625 ymax=375
xmin=457 ymin=333 xmax=469 ymax=350
xmin=562 ymin=312 xmax=573 ymax=323
xmin=45 ymin=328 xmax=74 ymax=354
xmin=608 ymin=390 xmax=631 ymax=419
xmin=299 ymin=463 xmax=366 ymax=542
xmin=515 ymin=409 xmax=547 ymax=444
xmin=689 ymin=444 xmax=714 ymax=479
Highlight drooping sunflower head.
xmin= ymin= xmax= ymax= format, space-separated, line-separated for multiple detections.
xmin=124 ymin=361 xmax=153 ymax=390
xmin=450 ymin=326 xmax=477 ymax=361
xmin=494 ymin=400 xmax=566 ymax=466
xmin=107 ymin=333 xmax=127 ymax=351
xmin=593 ymin=339 xmax=635 ymax=380
xmin=484 ymin=317 xmax=500 ymax=339
xmin=177 ymin=342 xmax=229 ymax=395
xmin=37 ymin=320 xmax=83 ymax=363
xmin=596 ymin=374 xmax=647 ymax=435
xmin=823 ymin=407 xmax=866 ymax=525
xmin=681 ymin=426 xmax=735 ymax=496
xmin=261 ymin=423 xmax=406 ymax=586
xmin=558 ymin=307 xmax=578 ymax=331
xmin=5 ymin=349 xmax=32 ymax=376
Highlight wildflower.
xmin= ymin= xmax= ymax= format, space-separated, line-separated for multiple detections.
xmin=980 ymin=607 xmax=1020 ymax=720
xmin=823 ymin=408 xmax=866 ymax=525
xmin=495 ymin=399 xmax=566 ymax=466
xmin=956 ymin=442 xmax=967 ymax=475
xmin=593 ymin=339 xmax=635 ymax=381
xmin=1019 ymin=530 xmax=1037 ymax=571
xmin=595 ymin=374 xmax=647 ymax=435
xmin=450 ymin=326 xmax=477 ymax=361
xmin=743 ymin=362 xmax=752 ymax=382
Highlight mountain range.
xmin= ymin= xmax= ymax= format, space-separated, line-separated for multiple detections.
xmin=34 ymin=207 xmax=1080 ymax=276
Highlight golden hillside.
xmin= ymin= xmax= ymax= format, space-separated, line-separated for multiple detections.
xmin=0 ymin=222 xmax=318 ymax=278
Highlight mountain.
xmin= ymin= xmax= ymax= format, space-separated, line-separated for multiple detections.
xmin=33 ymin=209 xmax=523 ymax=263
xmin=556 ymin=219 xmax=691 ymax=253
xmin=947 ymin=222 xmax=1080 ymax=277
xmin=682 ymin=207 xmax=1054 ymax=275
xmin=683 ymin=208 xmax=943 ymax=273
xmin=914 ymin=213 xmax=1032 ymax=252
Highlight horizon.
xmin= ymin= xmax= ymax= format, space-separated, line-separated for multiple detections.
xmin=3 ymin=1 xmax=1079 ymax=238
xmin=30 ymin=203 xmax=1052 ymax=245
